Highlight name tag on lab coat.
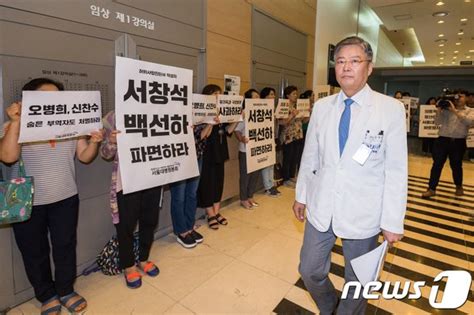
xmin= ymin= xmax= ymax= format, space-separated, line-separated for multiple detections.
xmin=352 ymin=144 xmax=372 ymax=165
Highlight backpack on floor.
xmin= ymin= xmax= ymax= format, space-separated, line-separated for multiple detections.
xmin=83 ymin=233 xmax=140 ymax=276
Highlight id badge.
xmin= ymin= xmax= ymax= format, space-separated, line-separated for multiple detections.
xmin=352 ymin=144 xmax=372 ymax=165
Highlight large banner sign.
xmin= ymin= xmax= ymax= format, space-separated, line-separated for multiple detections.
xmin=418 ymin=105 xmax=440 ymax=138
xmin=115 ymin=56 xmax=199 ymax=194
xmin=217 ymin=94 xmax=243 ymax=123
xmin=245 ymin=99 xmax=275 ymax=173
xmin=19 ymin=91 xmax=102 ymax=143
xmin=467 ymin=128 xmax=474 ymax=148
xmin=401 ymin=98 xmax=411 ymax=133
xmin=192 ymin=94 xmax=217 ymax=125
xmin=275 ymin=99 xmax=290 ymax=119
xmin=296 ymin=99 xmax=311 ymax=118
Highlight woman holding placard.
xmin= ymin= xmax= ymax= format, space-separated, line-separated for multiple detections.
xmin=279 ymin=85 xmax=303 ymax=188
xmin=8 ymin=78 xmax=103 ymax=314
xmin=235 ymin=89 xmax=261 ymax=209
xmin=197 ymin=84 xmax=238 ymax=229
xmin=101 ymin=111 xmax=162 ymax=289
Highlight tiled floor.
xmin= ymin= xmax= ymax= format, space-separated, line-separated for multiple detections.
xmin=8 ymin=155 xmax=474 ymax=314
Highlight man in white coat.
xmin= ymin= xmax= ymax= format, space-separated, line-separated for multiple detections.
xmin=293 ymin=36 xmax=407 ymax=314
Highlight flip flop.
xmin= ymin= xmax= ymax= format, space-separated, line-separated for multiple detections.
xmin=41 ymin=295 xmax=61 ymax=315
xmin=59 ymin=292 xmax=87 ymax=313
xmin=124 ymin=271 xmax=142 ymax=289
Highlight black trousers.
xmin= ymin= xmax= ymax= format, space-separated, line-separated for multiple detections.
xmin=115 ymin=186 xmax=161 ymax=269
xmin=13 ymin=195 xmax=79 ymax=303
xmin=428 ymin=137 xmax=466 ymax=190
xmin=282 ymin=141 xmax=300 ymax=181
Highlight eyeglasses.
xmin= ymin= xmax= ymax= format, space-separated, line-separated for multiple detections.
xmin=335 ymin=59 xmax=372 ymax=67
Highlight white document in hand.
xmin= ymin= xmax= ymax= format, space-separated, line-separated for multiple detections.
xmin=350 ymin=240 xmax=388 ymax=286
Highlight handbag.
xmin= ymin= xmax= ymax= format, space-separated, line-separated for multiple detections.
xmin=0 ymin=159 xmax=34 ymax=225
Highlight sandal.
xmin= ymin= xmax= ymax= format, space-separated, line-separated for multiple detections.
xmin=59 ymin=292 xmax=87 ymax=313
xmin=41 ymin=295 xmax=61 ymax=315
xmin=240 ymin=201 xmax=253 ymax=210
xmin=250 ymin=200 xmax=259 ymax=207
xmin=208 ymin=216 xmax=219 ymax=230
xmin=124 ymin=271 xmax=142 ymax=289
xmin=139 ymin=261 xmax=160 ymax=277
xmin=215 ymin=213 xmax=228 ymax=225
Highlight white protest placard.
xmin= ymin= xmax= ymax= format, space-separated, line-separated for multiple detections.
xmin=224 ymin=74 xmax=241 ymax=95
xmin=315 ymin=85 xmax=331 ymax=100
xmin=275 ymin=99 xmax=290 ymax=119
xmin=296 ymin=98 xmax=311 ymax=118
xmin=115 ymin=56 xmax=199 ymax=194
xmin=401 ymin=98 xmax=411 ymax=133
xmin=192 ymin=94 xmax=217 ymax=125
xmin=467 ymin=128 xmax=474 ymax=148
xmin=18 ymin=91 xmax=102 ymax=143
xmin=409 ymin=97 xmax=419 ymax=110
xmin=217 ymin=94 xmax=243 ymax=123
xmin=245 ymin=99 xmax=276 ymax=173
xmin=418 ymin=105 xmax=440 ymax=138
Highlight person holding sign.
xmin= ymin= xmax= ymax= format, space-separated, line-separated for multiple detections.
xmin=101 ymin=111 xmax=162 ymax=288
xmin=279 ymin=85 xmax=303 ymax=188
xmin=197 ymin=84 xmax=238 ymax=230
xmin=259 ymin=87 xmax=281 ymax=197
xmin=7 ymin=78 xmax=104 ymax=314
xmin=293 ymin=37 xmax=407 ymax=314
xmin=235 ymin=89 xmax=261 ymax=209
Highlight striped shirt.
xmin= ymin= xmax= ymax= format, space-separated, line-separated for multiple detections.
xmin=2 ymin=124 xmax=79 ymax=206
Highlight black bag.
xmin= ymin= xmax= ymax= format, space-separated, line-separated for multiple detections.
xmin=84 ymin=233 xmax=140 ymax=276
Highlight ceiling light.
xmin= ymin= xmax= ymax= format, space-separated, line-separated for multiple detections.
xmin=440 ymin=62 xmax=444 ymax=65
xmin=437 ymin=20 xmax=444 ymax=24
xmin=439 ymin=44 xmax=445 ymax=47
xmin=456 ymin=42 xmax=461 ymax=45
xmin=435 ymin=38 xmax=447 ymax=43
xmin=453 ymin=56 xmax=457 ymax=59
xmin=457 ymin=31 xmax=464 ymax=35
xmin=439 ymin=57 xmax=444 ymax=60
xmin=439 ymin=51 xmax=445 ymax=54
xmin=452 ymin=61 xmax=456 ymax=64
xmin=436 ymin=1 xmax=444 ymax=5
xmin=470 ymin=50 xmax=474 ymax=53
xmin=467 ymin=56 xmax=471 ymax=59
xmin=432 ymin=11 xmax=449 ymax=17
xmin=438 ymin=34 xmax=444 ymax=37
xmin=460 ymin=18 xmax=468 ymax=22
xmin=454 ymin=50 xmax=459 ymax=54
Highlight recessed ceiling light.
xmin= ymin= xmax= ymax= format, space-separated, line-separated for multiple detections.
xmin=438 ymin=34 xmax=445 ymax=37
xmin=440 ymin=62 xmax=444 ymax=65
xmin=435 ymin=38 xmax=447 ymax=43
xmin=452 ymin=61 xmax=456 ymax=64
xmin=454 ymin=50 xmax=459 ymax=54
xmin=457 ymin=31 xmax=464 ymax=35
xmin=439 ymin=57 xmax=444 ymax=60
xmin=432 ymin=11 xmax=449 ymax=17
xmin=453 ymin=56 xmax=457 ymax=59
xmin=470 ymin=50 xmax=474 ymax=53
xmin=439 ymin=51 xmax=445 ymax=54
xmin=467 ymin=56 xmax=471 ymax=59
xmin=460 ymin=18 xmax=468 ymax=22
xmin=455 ymin=42 xmax=461 ymax=45
xmin=439 ymin=43 xmax=445 ymax=47
xmin=436 ymin=1 xmax=444 ymax=5
xmin=465 ymin=0 xmax=470 ymax=3
xmin=437 ymin=20 xmax=444 ymax=24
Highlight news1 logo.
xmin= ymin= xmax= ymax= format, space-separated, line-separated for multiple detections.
xmin=342 ymin=270 xmax=472 ymax=309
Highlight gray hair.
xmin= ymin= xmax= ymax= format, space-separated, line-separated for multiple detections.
xmin=334 ymin=36 xmax=373 ymax=61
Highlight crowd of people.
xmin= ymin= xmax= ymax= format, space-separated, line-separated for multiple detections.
xmin=0 ymin=77 xmax=315 ymax=314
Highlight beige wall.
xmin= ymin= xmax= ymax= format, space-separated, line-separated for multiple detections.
xmin=206 ymin=0 xmax=316 ymax=200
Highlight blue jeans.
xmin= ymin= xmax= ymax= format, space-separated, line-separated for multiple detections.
xmin=170 ymin=158 xmax=202 ymax=235
xmin=261 ymin=165 xmax=274 ymax=190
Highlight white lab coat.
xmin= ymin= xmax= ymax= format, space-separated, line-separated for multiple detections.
xmin=295 ymin=85 xmax=408 ymax=239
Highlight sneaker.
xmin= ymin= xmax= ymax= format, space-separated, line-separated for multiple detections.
xmin=177 ymin=233 xmax=197 ymax=248
xmin=421 ymin=189 xmax=435 ymax=199
xmin=283 ymin=180 xmax=296 ymax=188
xmin=265 ymin=188 xmax=278 ymax=198
xmin=271 ymin=186 xmax=282 ymax=196
xmin=455 ymin=186 xmax=464 ymax=196
xmin=190 ymin=230 xmax=204 ymax=243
